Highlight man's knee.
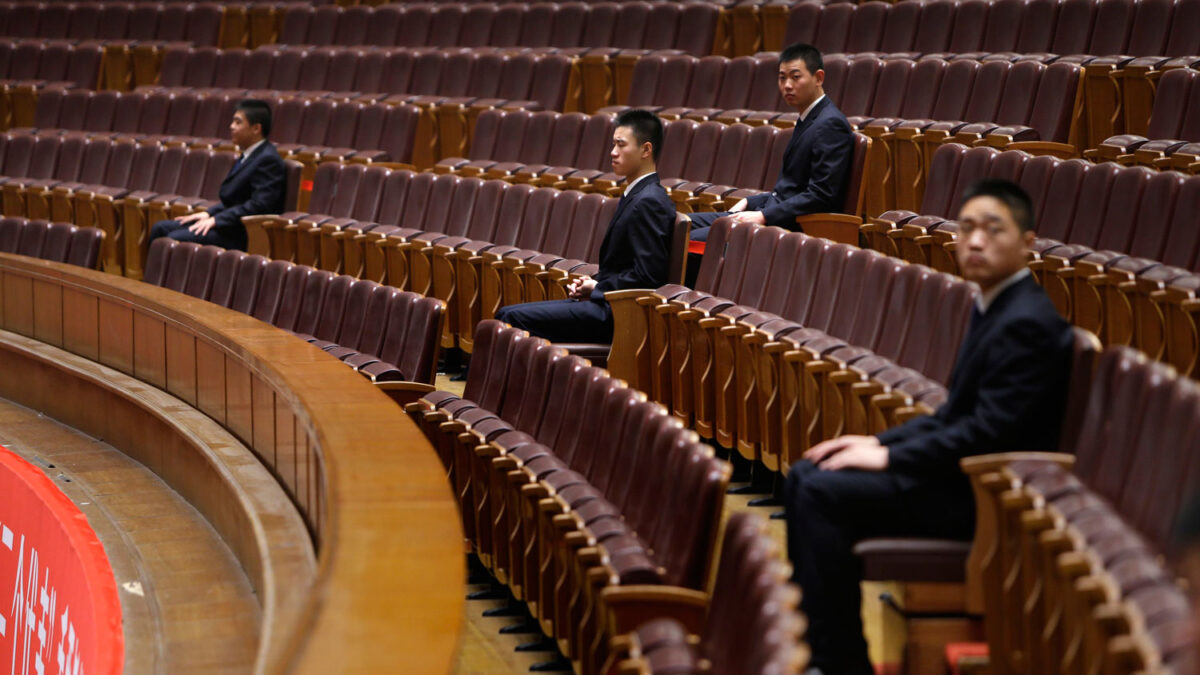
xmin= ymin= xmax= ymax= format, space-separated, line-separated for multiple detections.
xmin=149 ymin=220 xmax=177 ymax=241
xmin=494 ymin=305 xmax=521 ymax=327
xmin=786 ymin=460 xmax=820 ymax=505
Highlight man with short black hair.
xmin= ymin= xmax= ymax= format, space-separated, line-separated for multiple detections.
xmin=688 ymin=42 xmax=854 ymax=241
xmin=785 ymin=179 xmax=1074 ymax=674
xmin=149 ymin=99 xmax=286 ymax=251
xmin=495 ymin=108 xmax=675 ymax=343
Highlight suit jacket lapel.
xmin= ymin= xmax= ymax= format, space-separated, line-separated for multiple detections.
xmin=223 ymin=142 xmax=266 ymax=184
xmin=782 ymin=97 xmax=829 ymax=165
xmin=600 ymin=174 xmax=657 ymax=262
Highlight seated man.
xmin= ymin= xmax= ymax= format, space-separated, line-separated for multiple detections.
xmin=687 ymin=42 xmax=854 ymax=242
xmin=785 ymin=179 xmax=1074 ymax=674
xmin=149 ymin=99 xmax=287 ymax=251
xmin=495 ymin=109 xmax=675 ymax=343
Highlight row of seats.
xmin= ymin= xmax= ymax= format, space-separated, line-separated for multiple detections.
xmin=433 ymin=108 xmax=870 ymax=226
xmin=0 ymin=216 xmax=103 ymax=269
xmin=964 ymin=346 xmax=1199 ymax=674
xmin=142 ymin=238 xmax=445 ymax=394
xmin=1087 ymin=67 xmax=1200 ymax=170
xmin=0 ymin=40 xmax=105 ymax=130
xmin=152 ymin=45 xmax=576 ymax=115
xmin=739 ymin=0 xmax=1200 ymax=60
xmin=864 ymin=143 xmax=1200 ymax=377
xmin=0 ymin=1 xmax=236 ymax=46
xmin=25 ymin=88 xmax=423 ymax=186
xmin=269 ymin=1 xmax=720 ymax=56
xmin=607 ymin=52 xmax=1080 ymax=215
xmin=0 ymin=131 xmax=302 ymax=279
xmin=607 ymin=219 xmax=977 ymax=472
xmin=243 ymin=166 xmax=627 ymax=352
xmin=601 ymin=512 xmax=807 ymax=675
xmin=407 ymin=318 xmax=730 ymax=675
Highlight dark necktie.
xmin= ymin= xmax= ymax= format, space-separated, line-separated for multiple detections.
xmin=230 ymin=154 xmax=244 ymax=175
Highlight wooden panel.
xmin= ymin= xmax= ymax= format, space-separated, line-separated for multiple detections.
xmin=32 ymin=278 xmax=63 ymax=346
xmin=251 ymin=373 xmax=275 ymax=463
xmin=62 ymin=286 xmax=99 ymax=360
xmin=133 ymin=309 xmax=167 ymax=389
xmin=225 ymin=356 xmax=253 ymax=448
xmin=275 ymin=398 xmax=298 ymax=504
xmin=164 ymin=324 xmax=197 ymax=405
xmin=196 ymin=339 xmax=226 ymax=423
xmin=97 ymin=297 xmax=134 ymax=375
xmin=2 ymin=269 xmax=34 ymax=337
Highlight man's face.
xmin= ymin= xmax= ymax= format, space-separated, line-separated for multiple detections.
xmin=610 ymin=125 xmax=648 ymax=178
xmin=778 ymin=58 xmax=823 ymax=112
xmin=229 ymin=111 xmax=260 ymax=149
xmin=955 ymin=195 xmax=1035 ymax=291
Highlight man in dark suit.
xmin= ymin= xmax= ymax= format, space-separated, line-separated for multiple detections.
xmin=785 ymin=179 xmax=1074 ymax=674
xmin=495 ymin=109 xmax=675 ymax=343
xmin=148 ymin=99 xmax=286 ymax=251
xmin=687 ymin=42 xmax=854 ymax=242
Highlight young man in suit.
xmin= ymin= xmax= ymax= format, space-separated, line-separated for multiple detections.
xmin=785 ymin=180 xmax=1074 ymax=674
xmin=148 ymin=99 xmax=287 ymax=251
xmin=495 ymin=109 xmax=676 ymax=343
xmin=687 ymin=42 xmax=854 ymax=242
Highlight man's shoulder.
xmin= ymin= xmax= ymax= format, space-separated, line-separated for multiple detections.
xmin=629 ymin=178 xmax=675 ymax=214
xmin=812 ymin=101 xmax=853 ymax=133
xmin=991 ymin=277 xmax=1072 ymax=341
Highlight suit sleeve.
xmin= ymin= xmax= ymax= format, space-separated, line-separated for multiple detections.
xmin=759 ymin=117 xmax=855 ymax=229
xmin=593 ymin=197 xmax=675 ymax=295
xmin=208 ymin=155 xmax=287 ymax=228
xmin=883 ymin=316 xmax=1068 ymax=476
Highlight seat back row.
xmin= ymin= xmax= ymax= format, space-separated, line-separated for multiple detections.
xmin=153 ymin=45 xmax=577 ymax=115
xmin=408 ymin=318 xmax=730 ymax=675
xmin=0 ymin=1 xmax=237 ymax=46
xmin=247 ymin=166 xmax=625 ymax=351
xmin=748 ymin=0 xmax=1200 ymax=60
xmin=142 ymin=238 xmax=444 ymax=389
xmin=0 ymin=216 xmax=103 ymax=269
xmin=27 ymin=88 xmax=422 ymax=176
xmin=866 ymin=143 xmax=1200 ymax=375
xmin=0 ymin=130 xmax=304 ymax=280
xmin=963 ymin=346 xmax=1200 ymax=675
xmin=0 ymin=39 xmax=105 ymax=90
xmin=271 ymin=1 xmax=720 ymax=57
xmin=608 ymin=219 xmax=977 ymax=472
xmin=1087 ymin=66 xmax=1200 ymax=169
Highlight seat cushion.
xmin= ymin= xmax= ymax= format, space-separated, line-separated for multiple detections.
xmin=854 ymin=537 xmax=971 ymax=583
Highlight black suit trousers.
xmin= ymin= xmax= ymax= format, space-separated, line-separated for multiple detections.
xmin=785 ymin=460 xmax=975 ymax=674
xmin=149 ymin=219 xmax=248 ymax=251
xmin=494 ymin=298 xmax=613 ymax=343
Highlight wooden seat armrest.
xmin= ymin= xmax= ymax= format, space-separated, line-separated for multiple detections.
xmin=605 ymin=289 xmax=654 ymax=302
xmin=1004 ymin=141 xmax=1079 ymax=159
xmin=960 ymin=451 xmax=1074 ymax=475
xmin=718 ymin=324 xmax=746 ymax=336
xmin=438 ymin=420 xmax=466 ymax=434
xmin=537 ymin=497 xmax=565 ymax=514
xmin=697 ymin=316 xmax=730 ymax=329
xmin=600 ymin=585 xmax=708 ymax=637
xmin=742 ymin=331 xmax=770 ymax=346
xmin=564 ymin=530 xmax=595 ymax=549
xmin=795 ymin=213 xmax=864 ymax=246
xmin=850 ymin=380 xmax=885 ymax=396
xmin=829 ymin=369 xmax=865 ymax=385
xmin=375 ymin=381 xmax=436 ymax=407
xmin=655 ymin=303 xmax=686 ymax=315
xmin=804 ymin=358 xmax=837 ymax=373
xmin=763 ymin=341 xmax=790 ymax=355
xmin=782 ymin=349 xmax=814 ymax=364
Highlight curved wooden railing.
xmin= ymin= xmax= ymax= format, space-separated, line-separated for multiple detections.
xmin=0 ymin=252 xmax=464 ymax=673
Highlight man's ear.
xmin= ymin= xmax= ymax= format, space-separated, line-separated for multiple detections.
xmin=814 ymin=68 xmax=825 ymax=86
xmin=1022 ymin=229 xmax=1036 ymax=247
xmin=641 ymin=141 xmax=653 ymax=160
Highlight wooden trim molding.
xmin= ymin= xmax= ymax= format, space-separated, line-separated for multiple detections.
xmin=0 ymin=252 xmax=464 ymax=674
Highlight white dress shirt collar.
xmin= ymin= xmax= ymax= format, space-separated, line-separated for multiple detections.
xmin=799 ymin=94 xmax=826 ymax=122
xmin=623 ymin=171 xmax=656 ymax=197
xmin=976 ymin=267 xmax=1031 ymax=314
xmin=237 ymin=138 xmax=266 ymax=162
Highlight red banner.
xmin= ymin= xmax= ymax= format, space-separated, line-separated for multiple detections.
xmin=0 ymin=445 xmax=122 ymax=675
